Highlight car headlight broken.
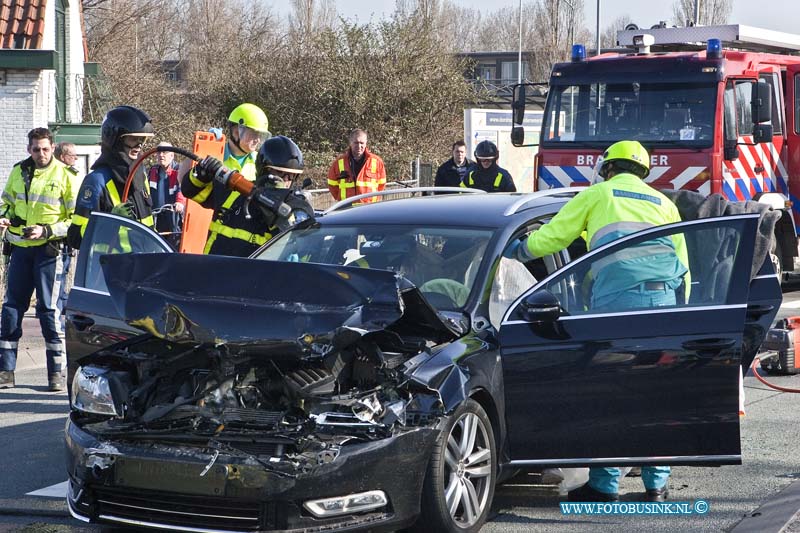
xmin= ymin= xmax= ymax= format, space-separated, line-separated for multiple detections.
xmin=303 ymin=490 xmax=387 ymax=518
xmin=71 ymin=366 xmax=120 ymax=416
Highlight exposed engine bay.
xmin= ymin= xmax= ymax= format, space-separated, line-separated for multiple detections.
xmin=72 ymin=253 xmax=466 ymax=474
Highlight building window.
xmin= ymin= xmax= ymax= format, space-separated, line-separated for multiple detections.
xmin=500 ymin=61 xmax=529 ymax=84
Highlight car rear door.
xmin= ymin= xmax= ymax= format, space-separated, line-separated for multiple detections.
xmin=65 ymin=213 xmax=172 ymax=365
xmin=498 ymin=214 xmax=774 ymax=467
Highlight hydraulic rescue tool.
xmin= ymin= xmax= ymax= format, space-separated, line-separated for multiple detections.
xmin=122 ymin=144 xmax=313 ymax=234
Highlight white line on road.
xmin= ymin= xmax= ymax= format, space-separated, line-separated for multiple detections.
xmin=26 ymin=480 xmax=68 ymax=498
xmin=782 ymin=300 xmax=800 ymax=309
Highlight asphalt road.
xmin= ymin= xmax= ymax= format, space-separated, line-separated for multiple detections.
xmin=3 ymin=286 xmax=800 ymax=533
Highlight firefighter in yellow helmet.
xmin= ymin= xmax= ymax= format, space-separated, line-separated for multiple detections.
xmin=181 ymin=103 xmax=272 ymax=256
xmin=509 ymin=140 xmax=690 ymax=502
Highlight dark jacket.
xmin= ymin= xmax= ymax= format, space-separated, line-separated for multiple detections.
xmin=435 ymin=157 xmax=476 ymax=189
xmin=462 ymin=163 xmax=516 ymax=193
xmin=67 ymin=152 xmax=153 ymax=249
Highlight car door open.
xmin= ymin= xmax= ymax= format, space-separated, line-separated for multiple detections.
xmin=498 ymin=213 xmax=770 ymax=468
xmin=65 ymin=213 xmax=172 ymax=373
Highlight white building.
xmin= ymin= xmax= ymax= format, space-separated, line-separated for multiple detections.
xmin=0 ymin=0 xmax=101 ymax=184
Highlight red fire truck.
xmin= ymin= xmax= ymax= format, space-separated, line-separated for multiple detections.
xmin=511 ymin=24 xmax=800 ymax=280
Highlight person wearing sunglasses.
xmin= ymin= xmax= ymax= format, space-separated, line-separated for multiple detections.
xmin=0 ymin=127 xmax=81 ymax=391
xmin=67 ymin=105 xmax=155 ymax=250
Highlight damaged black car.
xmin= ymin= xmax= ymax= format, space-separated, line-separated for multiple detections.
xmin=64 ymin=190 xmax=781 ymax=532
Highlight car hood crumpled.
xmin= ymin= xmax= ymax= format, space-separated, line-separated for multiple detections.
xmin=100 ymin=253 xmax=457 ymax=350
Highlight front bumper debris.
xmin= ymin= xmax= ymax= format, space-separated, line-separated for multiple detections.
xmin=66 ymin=416 xmax=437 ymax=532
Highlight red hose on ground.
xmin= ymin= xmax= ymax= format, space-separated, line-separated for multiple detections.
xmin=750 ymin=355 xmax=800 ymax=393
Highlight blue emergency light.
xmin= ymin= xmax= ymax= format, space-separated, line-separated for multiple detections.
xmin=571 ymin=44 xmax=586 ymax=62
xmin=707 ymin=38 xmax=722 ymax=59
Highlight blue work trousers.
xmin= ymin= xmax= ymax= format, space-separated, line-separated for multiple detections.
xmin=593 ymin=282 xmax=677 ymax=312
xmin=0 ymin=244 xmax=65 ymax=374
xmin=589 ymin=466 xmax=671 ymax=494
xmin=57 ymin=250 xmax=72 ymax=331
xmin=590 ymin=281 xmax=675 ymax=494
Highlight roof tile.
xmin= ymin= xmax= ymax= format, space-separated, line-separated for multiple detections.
xmin=1 ymin=0 xmax=48 ymax=50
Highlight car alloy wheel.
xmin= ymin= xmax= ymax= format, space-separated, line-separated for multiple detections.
xmin=443 ymin=410 xmax=494 ymax=527
xmin=414 ymin=398 xmax=496 ymax=533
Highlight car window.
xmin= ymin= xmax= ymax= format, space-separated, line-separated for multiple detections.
xmin=256 ymin=225 xmax=494 ymax=310
xmin=515 ymin=217 xmax=751 ymax=317
xmin=77 ymin=214 xmax=171 ymax=293
xmin=489 ymin=229 xmax=576 ymax=327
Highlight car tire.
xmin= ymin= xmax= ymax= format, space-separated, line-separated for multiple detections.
xmin=412 ymin=398 xmax=496 ymax=533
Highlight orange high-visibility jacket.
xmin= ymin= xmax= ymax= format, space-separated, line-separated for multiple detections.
xmin=327 ymin=148 xmax=387 ymax=203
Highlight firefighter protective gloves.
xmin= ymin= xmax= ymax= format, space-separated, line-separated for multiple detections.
xmin=195 ymin=156 xmax=224 ymax=184
xmin=111 ymin=200 xmax=136 ymax=220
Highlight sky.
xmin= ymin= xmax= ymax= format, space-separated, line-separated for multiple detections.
xmin=278 ymin=0 xmax=797 ymax=34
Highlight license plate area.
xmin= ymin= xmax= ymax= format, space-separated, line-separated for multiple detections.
xmin=114 ymin=457 xmax=227 ymax=496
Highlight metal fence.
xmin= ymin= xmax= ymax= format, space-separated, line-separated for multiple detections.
xmin=307 ymin=179 xmax=419 ymax=211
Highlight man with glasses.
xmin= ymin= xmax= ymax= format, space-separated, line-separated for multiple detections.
xmin=460 ymin=140 xmax=516 ymax=193
xmin=181 ymin=103 xmax=273 ymax=256
xmin=67 ymin=105 xmax=155 ymax=250
xmin=54 ymin=142 xmax=79 ymax=171
xmin=0 ymin=128 xmax=81 ymax=391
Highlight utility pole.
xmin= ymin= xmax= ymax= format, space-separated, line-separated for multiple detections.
xmin=517 ymin=0 xmax=523 ymax=84
xmin=596 ymin=0 xmax=601 ymax=56
xmin=694 ymin=0 xmax=701 ymax=25
xmin=563 ymin=0 xmax=576 ymax=47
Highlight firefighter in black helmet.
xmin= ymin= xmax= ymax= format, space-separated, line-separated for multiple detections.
xmin=460 ymin=140 xmax=516 ymax=193
xmin=195 ymin=135 xmax=314 ymax=257
xmin=68 ymin=105 xmax=155 ymax=249
xmin=256 ymin=135 xmax=305 ymax=189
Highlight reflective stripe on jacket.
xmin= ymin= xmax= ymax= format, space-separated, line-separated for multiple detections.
xmin=2 ymin=158 xmax=80 ymax=248
xmin=326 ymin=148 xmax=387 ymax=203
xmin=184 ymin=147 xmax=257 ymax=206
xmin=461 ymin=171 xmax=503 ymax=189
xmin=181 ymin=147 xmax=273 ymax=256
xmin=203 ymin=187 xmax=273 ymax=254
xmin=524 ymin=173 xmax=690 ymax=301
xmin=459 ymin=165 xmax=516 ymax=193
xmin=69 ymin=167 xmax=154 ymax=247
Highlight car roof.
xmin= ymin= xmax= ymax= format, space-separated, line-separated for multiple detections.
xmin=318 ymin=192 xmax=575 ymax=228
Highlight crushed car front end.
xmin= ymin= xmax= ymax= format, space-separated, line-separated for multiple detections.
xmin=66 ymin=415 xmax=437 ymax=532
xmin=66 ymin=254 xmax=468 ymax=532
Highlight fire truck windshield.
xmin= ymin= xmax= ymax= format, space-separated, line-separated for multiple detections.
xmin=541 ymin=81 xmax=717 ymax=147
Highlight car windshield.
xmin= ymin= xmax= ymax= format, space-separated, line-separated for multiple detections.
xmin=255 ymin=225 xmax=494 ymax=310
xmin=542 ymin=81 xmax=717 ymax=146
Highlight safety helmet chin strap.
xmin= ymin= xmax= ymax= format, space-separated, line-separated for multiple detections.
xmin=229 ymin=123 xmax=247 ymax=155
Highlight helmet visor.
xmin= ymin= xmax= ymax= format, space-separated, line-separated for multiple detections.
xmin=121 ymin=134 xmax=153 ymax=150
xmin=591 ymin=155 xmax=605 ymax=184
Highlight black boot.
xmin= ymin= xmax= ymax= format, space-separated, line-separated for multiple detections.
xmin=0 ymin=371 xmax=14 ymax=389
xmin=645 ymin=487 xmax=669 ymax=502
xmin=48 ymin=372 xmax=64 ymax=392
xmin=567 ymin=483 xmax=619 ymax=502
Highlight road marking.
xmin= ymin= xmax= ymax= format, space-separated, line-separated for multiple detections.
xmin=26 ymin=480 xmax=68 ymax=498
xmin=782 ymin=300 xmax=800 ymax=309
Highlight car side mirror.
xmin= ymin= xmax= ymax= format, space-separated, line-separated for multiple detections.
xmin=752 ymin=123 xmax=773 ymax=144
xmin=511 ymin=126 xmax=525 ymax=147
xmin=723 ymin=140 xmax=739 ymax=161
xmin=751 ymin=81 xmax=772 ymax=125
xmin=521 ymin=290 xmax=561 ymax=322
xmin=512 ymin=84 xmax=526 ymax=125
